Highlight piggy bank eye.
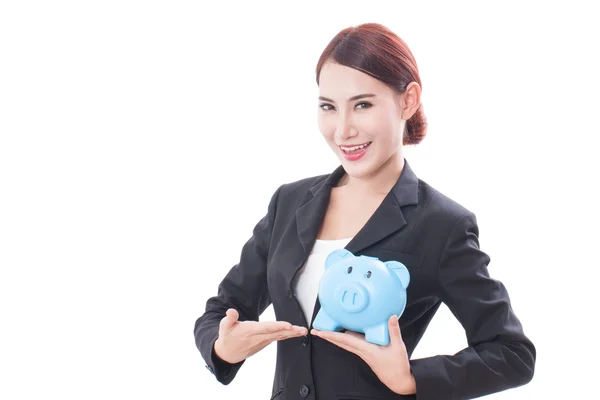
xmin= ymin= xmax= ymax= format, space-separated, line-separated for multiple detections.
xmin=366 ymin=271 xmax=372 ymax=278
xmin=347 ymin=266 xmax=353 ymax=274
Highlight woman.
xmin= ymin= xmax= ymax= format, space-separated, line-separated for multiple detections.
xmin=194 ymin=23 xmax=536 ymax=400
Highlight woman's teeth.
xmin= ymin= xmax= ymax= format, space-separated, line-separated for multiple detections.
xmin=340 ymin=142 xmax=371 ymax=153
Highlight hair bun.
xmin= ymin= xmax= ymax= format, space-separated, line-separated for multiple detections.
xmin=404 ymin=104 xmax=427 ymax=145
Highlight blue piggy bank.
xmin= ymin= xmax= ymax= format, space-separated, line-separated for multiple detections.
xmin=313 ymin=248 xmax=410 ymax=346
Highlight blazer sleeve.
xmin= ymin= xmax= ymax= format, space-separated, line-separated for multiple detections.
xmin=193 ymin=184 xmax=283 ymax=385
xmin=409 ymin=211 xmax=536 ymax=400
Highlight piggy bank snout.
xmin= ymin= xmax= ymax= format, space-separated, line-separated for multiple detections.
xmin=333 ymin=282 xmax=369 ymax=313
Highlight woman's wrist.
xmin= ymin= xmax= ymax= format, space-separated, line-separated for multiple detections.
xmin=212 ymin=338 xmax=235 ymax=366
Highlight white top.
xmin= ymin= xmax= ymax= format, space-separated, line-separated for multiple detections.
xmin=291 ymin=237 xmax=353 ymax=324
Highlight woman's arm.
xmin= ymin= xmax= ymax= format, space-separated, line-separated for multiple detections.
xmin=409 ymin=211 xmax=536 ymax=399
xmin=193 ymin=184 xmax=283 ymax=385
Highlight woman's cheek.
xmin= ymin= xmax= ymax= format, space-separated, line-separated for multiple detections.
xmin=318 ymin=118 xmax=335 ymax=142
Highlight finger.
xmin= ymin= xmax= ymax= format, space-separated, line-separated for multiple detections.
xmin=388 ymin=315 xmax=404 ymax=347
xmin=261 ymin=326 xmax=307 ymax=342
xmin=255 ymin=321 xmax=294 ymax=334
xmin=316 ymin=332 xmax=364 ymax=357
xmin=226 ymin=308 xmax=239 ymax=321
xmin=219 ymin=308 xmax=239 ymax=332
xmin=296 ymin=326 xmax=308 ymax=336
xmin=312 ymin=329 xmax=370 ymax=355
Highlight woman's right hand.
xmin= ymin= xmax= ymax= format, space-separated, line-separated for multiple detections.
xmin=213 ymin=308 xmax=308 ymax=364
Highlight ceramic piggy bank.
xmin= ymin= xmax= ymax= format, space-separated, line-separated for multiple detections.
xmin=312 ymin=248 xmax=410 ymax=346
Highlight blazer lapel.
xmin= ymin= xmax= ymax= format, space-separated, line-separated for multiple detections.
xmin=295 ymin=165 xmax=346 ymax=254
xmin=293 ymin=158 xmax=420 ymax=328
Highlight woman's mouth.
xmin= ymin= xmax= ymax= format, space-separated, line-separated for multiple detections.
xmin=339 ymin=141 xmax=372 ymax=161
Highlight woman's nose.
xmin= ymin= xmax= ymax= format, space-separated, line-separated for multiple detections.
xmin=335 ymin=118 xmax=357 ymax=140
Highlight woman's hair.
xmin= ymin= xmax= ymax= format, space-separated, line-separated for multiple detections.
xmin=316 ymin=23 xmax=427 ymax=145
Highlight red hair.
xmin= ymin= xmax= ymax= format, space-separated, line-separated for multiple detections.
xmin=316 ymin=23 xmax=427 ymax=145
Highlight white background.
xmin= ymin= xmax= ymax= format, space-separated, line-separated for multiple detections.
xmin=1 ymin=1 xmax=598 ymax=399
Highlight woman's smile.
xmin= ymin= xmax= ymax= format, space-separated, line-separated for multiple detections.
xmin=340 ymin=141 xmax=372 ymax=161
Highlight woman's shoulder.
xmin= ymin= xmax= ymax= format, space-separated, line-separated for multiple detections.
xmin=417 ymin=177 xmax=476 ymax=227
xmin=280 ymin=172 xmax=329 ymax=193
xmin=272 ymin=168 xmax=475 ymax=228
xmin=273 ymin=171 xmax=330 ymax=207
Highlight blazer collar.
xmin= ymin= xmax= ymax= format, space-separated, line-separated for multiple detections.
xmin=295 ymin=158 xmax=419 ymax=256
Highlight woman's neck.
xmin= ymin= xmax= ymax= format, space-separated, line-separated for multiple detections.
xmin=337 ymin=154 xmax=405 ymax=196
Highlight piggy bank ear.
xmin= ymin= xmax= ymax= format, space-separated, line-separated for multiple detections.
xmin=324 ymin=248 xmax=354 ymax=269
xmin=385 ymin=261 xmax=410 ymax=289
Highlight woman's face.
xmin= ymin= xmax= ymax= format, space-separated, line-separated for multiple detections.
xmin=317 ymin=61 xmax=407 ymax=180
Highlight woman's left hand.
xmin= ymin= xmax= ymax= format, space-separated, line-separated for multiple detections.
xmin=311 ymin=315 xmax=416 ymax=396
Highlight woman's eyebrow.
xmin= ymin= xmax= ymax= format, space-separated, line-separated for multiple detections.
xmin=318 ymin=93 xmax=376 ymax=103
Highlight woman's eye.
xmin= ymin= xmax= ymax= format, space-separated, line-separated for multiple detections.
xmin=319 ymin=102 xmax=372 ymax=111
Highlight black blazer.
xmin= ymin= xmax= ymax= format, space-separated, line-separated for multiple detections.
xmin=194 ymin=159 xmax=536 ymax=400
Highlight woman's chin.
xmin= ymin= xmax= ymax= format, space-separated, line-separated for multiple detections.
xmin=340 ymin=162 xmax=374 ymax=179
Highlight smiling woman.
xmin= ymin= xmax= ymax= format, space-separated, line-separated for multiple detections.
xmin=194 ymin=22 xmax=535 ymax=400
xmin=314 ymin=29 xmax=427 ymax=191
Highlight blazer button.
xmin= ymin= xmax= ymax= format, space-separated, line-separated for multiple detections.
xmin=300 ymin=384 xmax=310 ymax=397
xmin=288 ymin=290 xmax=294 ymax=298
xmin=301 ymin=336 xmax=309 ymax=347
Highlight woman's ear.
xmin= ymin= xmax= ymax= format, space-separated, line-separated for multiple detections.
xmin=397 ymin=82 xmax=421 ymax=120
